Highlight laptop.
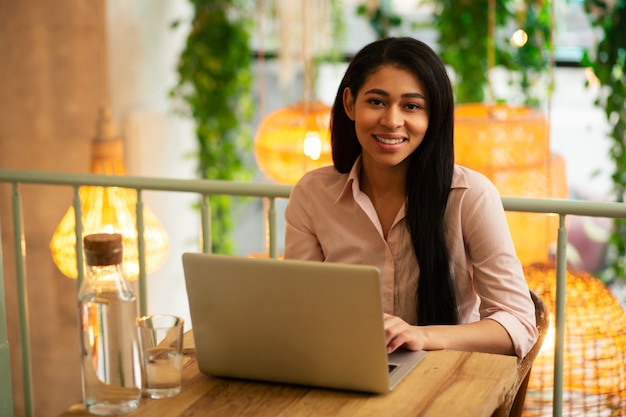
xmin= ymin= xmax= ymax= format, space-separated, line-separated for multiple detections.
xmin=181 ymin=252 xmax=427 ymax=394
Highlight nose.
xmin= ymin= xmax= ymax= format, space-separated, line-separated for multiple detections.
xmin=380 ymin=106 xmax=403 ymax=129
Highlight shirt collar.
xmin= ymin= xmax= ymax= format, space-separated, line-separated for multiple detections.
xmin=334 ymin=156 xmax=362 ymax=205
xmin=451 ymin=165 xmax=470 ymax=189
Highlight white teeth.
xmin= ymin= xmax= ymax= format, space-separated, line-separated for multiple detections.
xmin=375 ymin=135 xmax=404 ymax=145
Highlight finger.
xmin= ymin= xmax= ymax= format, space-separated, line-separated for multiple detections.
xmin=386 ymin=333 xmax=405 ymax=353
xmin=384 ymin=320 xmax=405 ymax=351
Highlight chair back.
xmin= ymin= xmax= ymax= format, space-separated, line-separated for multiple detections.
xmin=492 ymin=289 xmax=549 ymax=417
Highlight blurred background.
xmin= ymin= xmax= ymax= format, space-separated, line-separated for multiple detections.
xmin=0 ymin=0 xmax=620 ymax=415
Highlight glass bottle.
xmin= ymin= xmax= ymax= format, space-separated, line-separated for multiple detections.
xmin=78 ymin=233 xmax=141 ymax=415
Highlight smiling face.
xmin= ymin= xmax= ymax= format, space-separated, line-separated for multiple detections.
xmin=343 ymin=65 xmax=429 ymax=175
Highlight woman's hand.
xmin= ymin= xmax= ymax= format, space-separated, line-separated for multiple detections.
xmin=383 ymin=313 xmax=427 ymax=353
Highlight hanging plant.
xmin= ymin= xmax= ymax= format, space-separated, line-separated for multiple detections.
xmin=171 ymin=0 xmax=254 ymax=254
xmin=582 ymin=0 xmax=626 ymax=285
xmin=430 ymin=0 xmax=512 ymax=104
xmin=429 ymin=0 xmax=551 ymax=106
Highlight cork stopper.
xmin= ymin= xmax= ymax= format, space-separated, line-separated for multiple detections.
xmin=84 ymin=233 xmax=123 ymax=266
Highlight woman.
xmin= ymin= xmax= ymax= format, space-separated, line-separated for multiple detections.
xmin=284 ymin=37 xmax=538 ymax=359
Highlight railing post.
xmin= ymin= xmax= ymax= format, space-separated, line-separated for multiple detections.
xmin=136 ymin=189 xmax=148 ymax=317
xmin=201 ymin=195 xmax=211 ymax=253
xmin=266 ymin=197 xmax=278 ymax=259
xmin=73 ymin=185 xmax=85 ymax=288
xmin=12 ymin=183 xmax=34 ymax=417
xmin=0 ymin=216 xmax=15 ymax=416
xmin=553 ymin=214 xmax=567 ymax=417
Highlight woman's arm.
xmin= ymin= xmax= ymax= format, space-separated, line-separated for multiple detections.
xmin=383 ymin=313 xmax=515 ymax=355
xmin=448 ymin=168 xmax=538 ymax=358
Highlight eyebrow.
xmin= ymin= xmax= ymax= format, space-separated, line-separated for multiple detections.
xmin=363 ymin=88 xmax=426 ymax=100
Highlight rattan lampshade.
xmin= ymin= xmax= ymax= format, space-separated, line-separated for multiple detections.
xmin=454 ymin=103 xmax=567 ymax=265
xmin=455 ymin=103 xmax=548 ymax=171
xmin=523 ymin=262 xmax=626 ymax=416
xmin=254 ymin=100 xmax=332 ymax=185
xmin=49 ymin=107 xmax=169 ymax=280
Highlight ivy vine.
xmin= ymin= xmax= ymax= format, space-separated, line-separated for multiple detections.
xmin=582 ymin=0 xmax=626 ymax=284
xmin=431 ymin=0 xmax=511 ymax=104
xmin=171 ymin=0 xmax=254 ymax=254
xmin=431 ymin=0 xmax=552 ymax=106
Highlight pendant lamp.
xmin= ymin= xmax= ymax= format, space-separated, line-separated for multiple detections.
xmin=253 ymin=0 xmax=333 ymax=185
xmin=254 ymin=99 xmax=332 ymax=185
xmin=49 ymin=0 xmax=168 ymax=280
xmin=49 ymin=107 xmax=169 ymax=280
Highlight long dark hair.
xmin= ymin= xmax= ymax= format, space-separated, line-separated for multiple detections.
xmin=330 ymin=37 xmax=458 ymax=325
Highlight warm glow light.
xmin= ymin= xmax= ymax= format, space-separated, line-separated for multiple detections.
xmin=49 ymin=185 xmax=169 ymax=280
xmin=510 ymin=29 xmax=528 ymax=47
xmin=254 ymin=100 xmax=332 ymax=185
xmin=538 ymin=313 xmax=555 ymax=355
xmin=303 ymin=131 xmax=322 ymax=161
xmin=49 ymin=107 xmax=169 ymax=280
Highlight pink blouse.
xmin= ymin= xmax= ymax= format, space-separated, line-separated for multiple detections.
xmin=284 ymin=160 xmax=538 ymax=358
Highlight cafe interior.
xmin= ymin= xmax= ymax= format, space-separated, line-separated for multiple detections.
xmin=2 ymin=0 xmax=626 ymax=416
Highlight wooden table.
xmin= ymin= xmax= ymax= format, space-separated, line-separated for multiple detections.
xmin=59 ymin=332 xmax=518 ymax=417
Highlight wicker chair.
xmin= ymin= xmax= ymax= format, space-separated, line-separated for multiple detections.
xmin=492 ymin=290 xmax=549 ymax=417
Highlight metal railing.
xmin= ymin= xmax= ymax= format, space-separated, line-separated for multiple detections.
xmin=1 ymin=168 xmax=626 ymax=417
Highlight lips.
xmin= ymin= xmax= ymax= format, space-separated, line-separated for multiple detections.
xmin=374 ymin=135 xmax=406 ymax=145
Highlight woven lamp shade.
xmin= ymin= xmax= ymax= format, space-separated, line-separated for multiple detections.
xmin=49 ymin=107 xmax=169 ymax=280
xmin=254 ymin=100 xmax=332 ymax=185
xmin=454 ymin=103 xmax=567 ymax=265
xmin=523 ymin=262 xmax=626 ymax=416
xmin=455 ymin=103 xmax=548 ymax=170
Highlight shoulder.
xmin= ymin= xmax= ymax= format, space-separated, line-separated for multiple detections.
xmin=292 ymin=165 xmax=348 ymax=196
xmin=451 ymin=165 xmax=500 ymax=196
xmin=286 ymin=165 xmax=348 ymax=222
xmin=450 ymin=165 xmax=504 ymax=215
